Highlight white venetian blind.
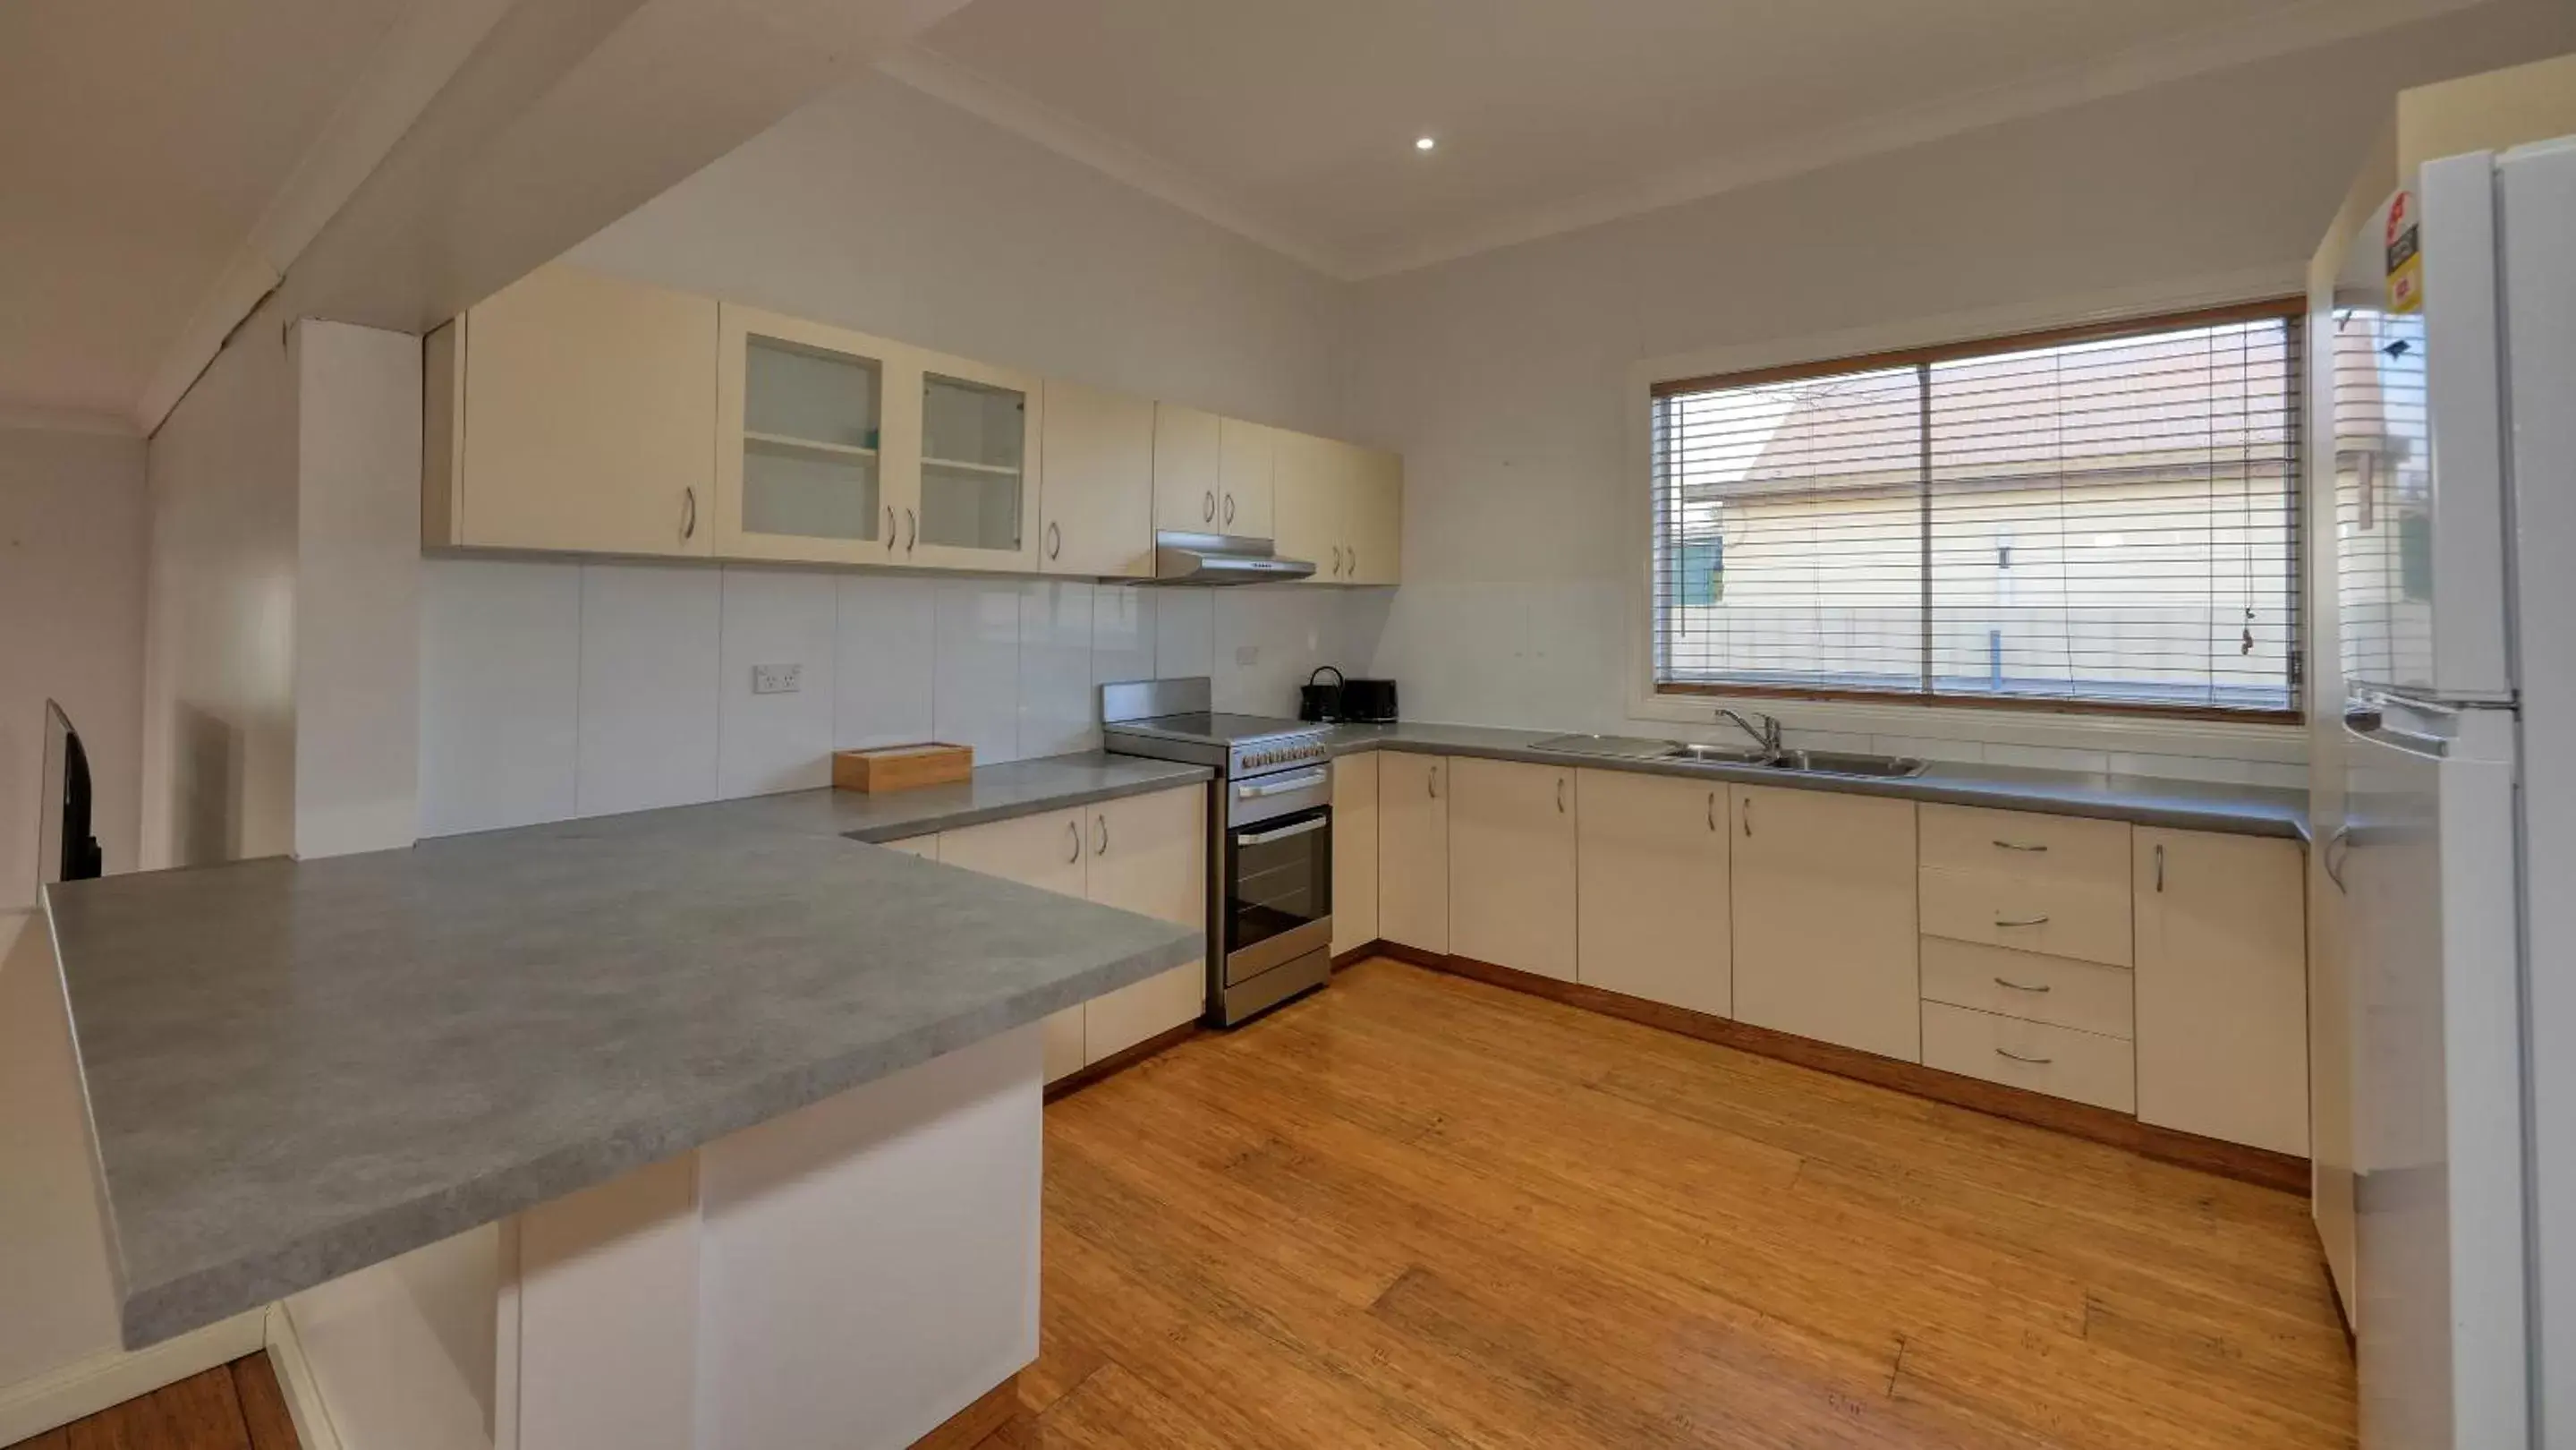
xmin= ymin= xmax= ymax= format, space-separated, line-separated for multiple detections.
xmin=1650 ymin=303 xmax=2304 ymax=719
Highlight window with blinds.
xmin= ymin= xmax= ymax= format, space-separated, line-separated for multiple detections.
xmin=1649 ymin=301 xmax=2304 ymax=720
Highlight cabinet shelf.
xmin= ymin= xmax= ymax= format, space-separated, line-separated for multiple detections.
xmin=922 ymin=456 xmax=1021 ymax=477
xmin=745 ymin=431 xmax=879 ymax=459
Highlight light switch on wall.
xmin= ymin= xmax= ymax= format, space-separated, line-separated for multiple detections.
xmin=751 ymin=663 xmax=803 ymax=695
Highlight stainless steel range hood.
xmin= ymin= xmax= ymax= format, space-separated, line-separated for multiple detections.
xmin=1141 ymin=531 xmax=1315 ymax=585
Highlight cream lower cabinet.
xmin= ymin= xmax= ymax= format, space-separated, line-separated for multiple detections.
xmin=2134 ymin=827 xmax=2310 ymax=1155
xmin=931 ymin=789 xmax=1205 ymax=1083
xmin=931 ymin=808 xmax=1092 ymax=1081
xmin=1730 ymin=786 xmax=1920 ymax=1062
xmin=1079 ymin=787 xmax=1207 ymax=1064
xmin=1575 ymin=770 xmax=1730 ymax=1017
xmin=1448 ymin=758 xmax=1577 ymax=981
xmin=1331 ymin=754 xmax=1382 ymax=956
xmin=425 ymin=265 xmax=718 ymax=557
xmin=1377 ymin=753 xmax=1450 ymax=953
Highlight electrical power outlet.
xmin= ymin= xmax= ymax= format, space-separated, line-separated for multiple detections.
xmin=751 ymin=663 xmax=803 ymax=695
xmin=1235 ymin=644 xmax=1260 ymax=667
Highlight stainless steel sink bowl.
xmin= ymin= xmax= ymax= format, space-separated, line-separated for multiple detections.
xmin=1768 ymin=748 xmax=1927 ymax=779
xmin=1660 ymin=742 xmax=1771 ymax=765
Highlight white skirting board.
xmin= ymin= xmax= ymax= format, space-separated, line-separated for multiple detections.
xmin=0 ymin=1309 xmax=267 ymax=1444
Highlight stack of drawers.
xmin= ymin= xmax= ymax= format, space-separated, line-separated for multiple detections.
xmin=1916 ymin=804 xmax=2137 ymax=1112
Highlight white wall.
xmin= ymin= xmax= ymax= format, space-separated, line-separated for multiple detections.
xmin=140 ymin=318 xmax=298 ymax=869
xmin=418 ymin=561 xmax=1384 ymax=837
xmin=1345 ymin=0 xmax=2576 ymax=784
xmin=570 ymin=70 xmax=1353 ymax=439
xmin=0 ymin=425 xmax=146 ymax=910
xmin=292 ymin=321 xmax=421 ymax=860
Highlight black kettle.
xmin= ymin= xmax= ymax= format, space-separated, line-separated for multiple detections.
xmin=1298 ymin=666 xmax=1346 ymax=722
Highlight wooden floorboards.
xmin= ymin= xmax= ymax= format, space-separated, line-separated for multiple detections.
xmin=19 ymin=958 xmax=2351 ymax=1450
xmin=10 ymin=1357 xmax=297 ymax=1450
xmin=979 ymin=957 xmax=2354 ymax=1449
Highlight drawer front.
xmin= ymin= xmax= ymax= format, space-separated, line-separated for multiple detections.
xmin=1919 ymin=804 xmax=2130 ymax=885
xmin=1922 ymin=1002 xmax=2136 ymax=1113
xmin=1918 ymin=864 xmax=2133 ymax=967
xmin=1918 ymin=937 xmax=2134 ymax=1039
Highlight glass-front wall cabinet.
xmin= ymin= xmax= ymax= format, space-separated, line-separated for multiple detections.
xmin=718 ymin=305 xmax=905 ymax=563
xmin=914 ymin=352 xmax=1042 ymax=571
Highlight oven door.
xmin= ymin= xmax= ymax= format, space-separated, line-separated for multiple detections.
xmin=1222 ymin=784 xmax=1332 ymax=986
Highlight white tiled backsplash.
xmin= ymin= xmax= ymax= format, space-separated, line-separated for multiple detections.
xmin=417 ymin=557 xmax=1392 ymax=839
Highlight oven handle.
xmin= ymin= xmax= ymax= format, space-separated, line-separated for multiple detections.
xmin=1234 ymin=815 xmax=1329 ymax=848
xmin=1235 ymin=768 xmax=1330 ymax=799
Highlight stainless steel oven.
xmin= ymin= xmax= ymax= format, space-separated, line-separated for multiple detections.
xmin=1101 ymin=677 xmax=1338 ymax=1025
xmin=1220 ymin=763 xmax=1331 ymax=1015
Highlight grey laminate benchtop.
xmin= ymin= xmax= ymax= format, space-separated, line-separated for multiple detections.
xmin=45 ymin=752 xmax=1209 ymax=1352
xmin=1314 ymin=722 xmax=2308 ymax=840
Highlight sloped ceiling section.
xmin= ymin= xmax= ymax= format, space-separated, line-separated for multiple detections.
xmin=895 ymin=0 xmax=2500 ymax=278
xmin=0 ymin=0 xmax=973 ymax=432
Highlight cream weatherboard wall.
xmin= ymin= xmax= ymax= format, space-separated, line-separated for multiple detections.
xmin=1342 ymin=0 xmax=2576 ymax=773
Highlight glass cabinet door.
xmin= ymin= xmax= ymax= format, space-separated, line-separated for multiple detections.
xmin=718 ymin=306 xmax=903 ymax=563
xmin=912 ymin=354 xmax=1042 ymax=570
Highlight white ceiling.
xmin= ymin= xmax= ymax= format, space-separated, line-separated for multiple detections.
xmin=0 ymin=0 xmax=417 ymax=424
xmin=900 ymin=0 xmax=2486 ymax=277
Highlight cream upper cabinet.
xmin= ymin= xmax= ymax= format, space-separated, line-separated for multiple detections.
xmin=1216 ymin=416 xmax=1276 ymax=539
xmin=2134 ymin=827 xmax=2310 ymax=1156
xmin=931 ymin=807 xmax=1090 ymax=1080
xmin=1448 ymin=758 xmax=1577 ymax=982
xmin=715 ymin=303 xmax=909 ymax=565
xmin=1331 ymin=754 xmax=1382 ymax=957
xmin=1576 ymin=770 xmax=1730 ymax=1017
xmin=1271 ymin=429 xmax=1344 ymax=581
xmin=912 ymin=347 xmax=1043 ymax=573
xmin=1730 ymin=786 xmax=1920 ymax=1062
xmin=1081 ymin=787 xmax=1207 ymax=1065
xmin=1152 ymin=403 xmax=1223 ymax=533
xmin=1377 ymin=753 xmax=1450 ymax=954
xmin=1344 ymin=445 xmax=1403 ymax=585
xmin=1038 ymin=379 xmax=1155 ymax=578
xmin=426 ymin=265 xmax=717 ymax=557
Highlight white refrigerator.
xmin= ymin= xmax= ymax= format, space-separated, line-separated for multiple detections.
xmin=2329 ymin=137 xmax=2576 ymax=1449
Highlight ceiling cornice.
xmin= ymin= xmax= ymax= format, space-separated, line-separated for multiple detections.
xmin=875 ymin=47 xmax=1347 ymax=277
xmin=888 ymin=0 xmax=2491 ymax=283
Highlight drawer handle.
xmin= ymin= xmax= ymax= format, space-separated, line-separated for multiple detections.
xmin=1995 ymin=1047 xmax=2054 ymax=1066
xmin=1994 ymin=914 xmax=2051 ymax=928
xmin=1992 ymin=840 xmax=2047 ymax=852
xmin=1993 ymin=977 xmax=2053 ymax=994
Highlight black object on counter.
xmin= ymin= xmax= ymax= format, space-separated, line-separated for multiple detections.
xmin=1299 ymin=666 xmax=1346 ymax=721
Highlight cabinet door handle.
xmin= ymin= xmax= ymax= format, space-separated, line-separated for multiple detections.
xmin=1047 ymin=521 xmax=1061 ymax=560
xmin=1992 ymin=840 xmax=2046 ymax=853
xmin=904 ymin=507 xmax=917 ymax=551
xmin=1707 ymin=791 xmax=1717 ymax=832
xmin=1427 ymin=764 xmax=1440 ymax=799
xmin=1331 ymin=544 xmax=1344 ymax=575
xmin=1993 ymin=977 xmax=2053 ymax=994
xmin=1203 ymin=490 xmax=1216 ymax=523
xmin=2325 ymin=826 xmax=2351 ymax=891
xmin=1556 ymin=777 xmax=1567 ymax=814
xmin=1222 ymin=492 xmax=1236 ymax=526
xmin=1066 ymin=821 xmax=1082 ymax=865
xmin=1742 ymin=797 xmax=1753 ymax=837
xmin=1094 ymin=814 xmax=1109 ymax=856
xmin=885 ymin=505 xmax=897 ymax=554
xmin=1995 ymin=1047 xmax=2054 ymax=1066
xmin=681 ymin=487 xmax=697 ymax=541
xmin=1348 ymin=546 xmax=1358 ymax=577
xmin=2154 ymin=841 xmax=2165 ymax=893
xmin=1994 ymin=914 xmax=2051 ymax=928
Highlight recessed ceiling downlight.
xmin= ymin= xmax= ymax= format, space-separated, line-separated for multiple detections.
xmin=1415 ymin=136 xmax=1436 ymax=151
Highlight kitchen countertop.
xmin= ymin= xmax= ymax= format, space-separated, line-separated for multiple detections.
xmin=45 ymin=753 xmax=1208 ymax=1351
xmin=1314 ymin=722 xmax=2308 ymax=840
